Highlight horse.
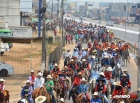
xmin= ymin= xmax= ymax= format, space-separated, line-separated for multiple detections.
xmin=75 ymin=92 xmax=88 ymax=103
xmin=122 ymin=49 xmax=130 ymax=66
xmin=0 ymin=91 xmax=4 ymax=103
xmin=113 ymin=64 xmax=122 ymax=82
xmin=38 ymin=86 xmax=57 ymax=103
xmin=83 ymin=68 xmax=90 ymax=81
xmin=32 ymin=88 xmax=40 ymax=102
xmin=1 ymin=90 xmax=10 ymax=103
xmin=17 ymin=97 xmax=29 ymax=103
xmin=54 ymin=80 xmax=62 ymax=99
xmin=89 ymin=79 xmax=96 ymax=95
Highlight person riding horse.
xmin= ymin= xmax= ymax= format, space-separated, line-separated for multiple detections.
xmin=95 ymin=79 xmax=108 ymax=103
xmin=28 ymin=70 xmax=36 ymax=89
xmin=20 ymin=80 xmax=34 ymax=103
xmin=112 ymin=82 xmax=124 ymax=102
xmin=0 ymin=78 xmax=5 ymax=91
xmin=77 ymin=78 xmax=90 ymax=103
xmin=46 ymin=75 xmax=56 ymax=103
xmin=120 ymin=73 xmax=131 ymax=91
xmin=68 ymin=72 xmax=82 ymax=100
xmin=90 ymin=92 xmax=102 ymax=103
xmin=52 ymin=63 xmax=60 ymax=79
xmin=96 ymin=72 xmax=107 ymax=85
xmin=120 ymin=69 xmax=130 ymax=81
xmin=34 ymin=72 xmax=44 ymax=90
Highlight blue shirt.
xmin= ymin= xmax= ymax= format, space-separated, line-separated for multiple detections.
xmin=21 ymin=86 xmax=33 ymax=100
xmin=48 ymin=63 xmax=54 ymax=71
xmin=90 ymin=98 xmax=102 ymax=103
xmin=103 ymin=59 xmax=110 ymax=66
xmin=90 ymin=70 xmax=99 ymax=80
xmin=73 ymin=51 xmax=78 ymax=57
xmin=77 ymin=84 xmax=89 ymax=94
xmin=82 ymin=51 xmax=87 ymax=57
xmin=96 ymin=77 xmax=107 ymax=85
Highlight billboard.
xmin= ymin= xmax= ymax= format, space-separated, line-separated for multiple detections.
xmin=20 ymin=0 xmax=32 ymax=12
xmin=9 ymin=26 xmax=32 ymax=38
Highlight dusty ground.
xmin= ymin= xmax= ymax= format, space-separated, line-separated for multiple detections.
xmin=0 ymin=31 xmax=61 ymax=102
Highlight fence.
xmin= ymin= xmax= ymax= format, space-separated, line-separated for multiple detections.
xmin=47 ymin=38 xmax=65 ymax=66
xmin=114 ymin=37 xmax=140 ymax=89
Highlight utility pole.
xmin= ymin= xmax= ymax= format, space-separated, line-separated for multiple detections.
xmin=61 ymin=0 xmax=64 ymax=39
xmin=138 ymin=10 xmax=140 ymax=56
xmin=51 ymin=0 xmax=53 ymax=19
xmin=41 ymin=0 xmax=46 ymax=72
xmin=57 ymin=0 xmax=59 ymax=18
xmin=38 ymin=0 xmax=42 ymax=37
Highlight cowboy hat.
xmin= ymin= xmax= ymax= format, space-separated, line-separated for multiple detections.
xmin=92 ymin=92 xmax=98 ymax=96
xmin=107 ymin=67 xmax=112 ymax=71
xmin=71 ymin=59 xmax=74 ymax=62
xmin=122 ymin=69 xmax=128 ymax=72
xmin=59 ymin=98 xmax=64 ymax=102
xmin=64 ymin=66 xmax=67 ymax=68
xmin=46 ymin=75 xmax=52 ymax=79
xmin=30 ymin=70 xmax=34 ymax=72
xmin=38 ymin=72 xmax=42 ymax=76
xmin=91 ymin=55 xmax=95 ymax=58
xmin=25 ymin=80 xmax=30 ymax=84
xmin=99 ymin=72 xmax=105 ymax=77
xmin=82 ymin=59 xmax=87 ymax=62
xmin=82 ymin=48 xmax=85 ymax=50
xmin=81 ymin=78 xmax=87 ymax=81
xmin=35 ymin=96 xmax=46 ymax=103
xmin=122 ymin=73 xmax=127 ymax=77
xmin=0 ymin=78 xmax=5 ymax=82
xmin=114 ymin=82 xmax=121 ymax=86
xmin=54 ymin=63 xmax=58 ymax=66
xmin=78 ymin=72 xmax=82 ymax=75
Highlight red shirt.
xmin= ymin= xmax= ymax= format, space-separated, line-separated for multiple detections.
xmin=52 ymin=68 xmax=60 ymax=75
xmin=95 ymin=84 xmax=106 ymax=93
xmin=112 ymin=88 xmax=124 ymax=97
xmin=0 ymin=84 xmax=4 ymax=91
xmin=104 ymin=71 xmax=112 ymax=80
xmin=73 ymin=76 xmax=81 ymax=86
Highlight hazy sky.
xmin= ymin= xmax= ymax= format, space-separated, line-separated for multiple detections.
xmin=68 ymin=0 xmax=140 ymax=3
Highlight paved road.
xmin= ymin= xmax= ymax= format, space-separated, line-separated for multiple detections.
xmin=65 ymin=17 xmax=140 ymax=45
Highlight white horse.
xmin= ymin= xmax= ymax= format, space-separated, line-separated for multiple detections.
xmin=18 ymin=98 xmax=29 ymax=103
xmin=113 ymin=63 xmax=122 ymax=82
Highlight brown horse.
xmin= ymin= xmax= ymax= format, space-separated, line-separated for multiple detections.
xmin=38 ymin=86 xmax=57 ymax=103
xmin=2 ymin=90 xmax=10 ymax=103
xmin=32 ymin=88 xmax=40 ymax=102
xmin=75 ymin=93 xmax=89 ymax=103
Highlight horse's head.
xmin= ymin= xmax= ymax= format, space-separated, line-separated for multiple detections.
xmin=39 ymin=87 xmax=46 ymax=96
xmin=116 ymin=63 xmax=121 ymax=69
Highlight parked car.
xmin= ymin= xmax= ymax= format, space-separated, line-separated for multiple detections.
xmin=91 ymin=17 xmax=96 ymax=20
xmin=0 ymin=62 xmax=14 ymax=77
xmin=106 ymin=20 xmax=114 ymax=26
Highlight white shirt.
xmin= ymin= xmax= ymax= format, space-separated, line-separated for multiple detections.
xmin=64 ymin=52 xmax=72 ymax=58
xmin=34 ymin=77 xmax=44 ymax=89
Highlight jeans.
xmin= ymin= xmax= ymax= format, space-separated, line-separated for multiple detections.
xmin=102 ymin=94 xmax=108 ymax=103
xmin=47 ymin=90 xmax=56 ymax=103
xmin=28 ymin=98 xmax=34 ymax=103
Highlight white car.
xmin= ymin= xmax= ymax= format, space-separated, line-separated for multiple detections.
xmin=106 ymin=21 xmax=114 ymax=26
xmin=0 ymin=62 xmax=14 ymax=77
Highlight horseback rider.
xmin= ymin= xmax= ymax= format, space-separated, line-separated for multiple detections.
xmin=82 ymin=48 xmax=87 ymax=59
xmin=95 ymin=79 xmax=108 ymax=103
xmin=68 ymin=59 xmax=78 ymax=75
xmin=20 ymin=80 xmax=33 ymax=103
xmin=90 ymin=92 xmax=102 ymax=103
xmin=46 ymin=75 xmax=56 ymax=103
xmin=68 ymin=72 xmax=82 ymax=100
xmin=0 ymin=78 xmax=5 ymax=91
xmin=77 ymin=78 xmax=90 ymax=102
xmin=34 ymin=72 xmax=44 ymax=89
xmin=82 ymin=59 xmax=90 ymax=70
xmin=102 ymin=56 xmax=110 ymax=67
xmin=112 ymin=81 xmax=124 ymax=101
xmin=96 ymin=72 xmax=107 ymax=85
xmin=120 ymin=73 xmax=131 ymax=91
xmin=48 ymin=60 xmax=56 ymax=72
xmin=28 ymin=70 xmax=36 ymax=89
xmin=90 ymin=65 xmax=99 ymax=81
xmin=64 ymin=48 xmax=72 ymax=60
xmin=52 ymin=63 xmax=60 ymax=76
xmin=72 ymin=48 xmax=78 ymax=59
xmin=120 ymin=69 xmax=130 ymax=80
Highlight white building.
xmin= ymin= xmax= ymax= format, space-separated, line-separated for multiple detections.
xmin=0 ymin=0 xmax=20 ymax=26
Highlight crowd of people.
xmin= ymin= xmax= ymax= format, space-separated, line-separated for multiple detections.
xmin=0 ymin=19 xmax=139 ymax=103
